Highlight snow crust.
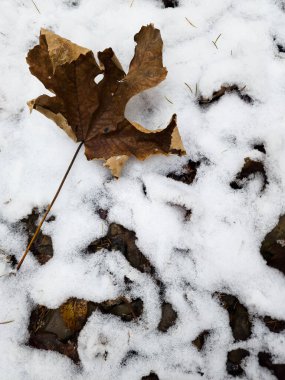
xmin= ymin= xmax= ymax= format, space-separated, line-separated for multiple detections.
xmin=1 ymin=0 xmax=285 ymax=379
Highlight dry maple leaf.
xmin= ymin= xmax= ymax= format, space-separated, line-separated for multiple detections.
xmin=16 ymin=25 xmax=186 ymax=272
xmin=27 ymin=25 xmax=185 ymax=176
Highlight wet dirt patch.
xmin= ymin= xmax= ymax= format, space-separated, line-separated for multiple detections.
xmin=28 ymin=296 xmax=143 ymax=363
xmin=260 ymin=214 xmax=285 ymax=276
xmin=230 ymin=158 xmax=267 ymax=191
xmin=215 ymin=293 xmax=252 ymax=341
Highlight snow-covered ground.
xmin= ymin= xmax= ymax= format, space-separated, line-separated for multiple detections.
xmin=1 ymin=0 xmax=285 ymax=379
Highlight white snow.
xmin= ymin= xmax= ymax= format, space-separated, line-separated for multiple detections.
xmin=1 ymin=0 xmax=285 ymax=379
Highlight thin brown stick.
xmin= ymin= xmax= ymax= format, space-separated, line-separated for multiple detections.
xmin=16 ymin=142 xmax=84 ymax=271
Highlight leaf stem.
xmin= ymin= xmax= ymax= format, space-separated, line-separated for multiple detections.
xmin=16 ymin=142 xmax=84 ymax=271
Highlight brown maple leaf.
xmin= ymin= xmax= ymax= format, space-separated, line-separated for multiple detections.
xmin=27 ymin=25 xmax=185 ymax=176
xmin=16 ymin=25 xmax=186 ymax=271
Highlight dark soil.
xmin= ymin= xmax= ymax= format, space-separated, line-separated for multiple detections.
xmin=226 ymin=348 xmax=249 ymax=377
xmin=277 ymin=44 xmax=285 ymax=53
xmin=97 ymin=208 xmax=108 ymax=220
xmin=87 ymin=222 xmax=177 ymax=332
xmin=87 ymin=223 xmax=155 ymax=274
xmin=260 ymin=214 xmax=285 ymax=275
xmin=258 ymin=352 xmax=285 ymax=380
xmin=216 ymin=293 xmax=252 ymax=341
xmin=21 ymin=208 xmax=54 ymax=265
xmin=230 ymin=158 xmax=267 ymax=191
xmin=158 ymin=302 xmax=178 ymax=332
xmin=199 ymin=85 xmax=253 ymax=107
xmin=253 ymin=143 xmax=266 ymax=154
xmin=142 ymin=372 xmax=159 ymax=380
xmin=263 ymin=316 xmax=285 ymax=333
xmin=28 ymin=296 xmax=143 ymax=363
xmin=192 ymin=330 xmax=210 ymax=351
xmin=162 ymin=0 xmax=178 ymax=8
xmin=167 ymin=159 xmax=200 ymax=185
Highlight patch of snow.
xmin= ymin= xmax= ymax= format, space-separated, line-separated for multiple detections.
xmin=0 ymin=0 xmax=285 ymax=379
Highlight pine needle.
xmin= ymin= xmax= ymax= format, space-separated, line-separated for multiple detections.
xmin=184 ymin=82 xmax=193 ymax=93
xmin=0 ymin=320 xmax=14 ymax=325
xmin=164 ymin=96 xmax=173 ymax=104
xmin=31 ymin=0 xmax=41 ymax=14
xmin=212 ymin=33 xmax=222 ymax=49
xmin=185 ymin=17 xmax=197 ymax=28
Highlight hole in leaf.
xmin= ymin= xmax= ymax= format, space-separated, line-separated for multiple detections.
xmin=94 ymin=73 xmax=104 ymax=84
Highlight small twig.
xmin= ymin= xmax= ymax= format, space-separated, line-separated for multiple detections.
xmin=185 ymin=17 xmax=197 ymax=28
xmin=212 ymin=33 xmax=222 ymax=49
xmin=16 ymin=142 xmax=84 ymax=271
xmin=164 ymin=96 xmax=173 ymax=104
xmin=184 ymin=82 xmax=193 ymax=93
xmin=240 ymin=85 xmax=246 ymax=91
xmin=195 ymin=83 xmax=198 ymax=97
xmin=130 ymin=0 xmax=135 ymax=6
xmin=30 ymin=0 xmax=41 ymax=14
xmin=0 ymin=320 xmax=14 ymax=324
